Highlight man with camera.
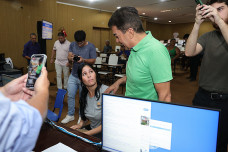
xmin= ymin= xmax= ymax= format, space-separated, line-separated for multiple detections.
xmin=61 ymin=30 xmax=96 ymax=124
xmin=185 ymin=0 xmax=228 ymax=151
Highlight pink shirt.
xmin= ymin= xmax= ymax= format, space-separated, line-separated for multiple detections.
xmin=53 ymin=39 xmax=70 ymax=66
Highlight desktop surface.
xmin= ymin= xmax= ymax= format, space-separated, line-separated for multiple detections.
xmin=102 ymin=94 xmax=220 ymax=152
xmin=34 ymin=122 xmax=101 ymax=152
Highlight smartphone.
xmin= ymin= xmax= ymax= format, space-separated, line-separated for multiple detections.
xmin=26 ymin=54 xmax=47 ymax=90
xmin=195 ymin=0 xmax=203 ymax=5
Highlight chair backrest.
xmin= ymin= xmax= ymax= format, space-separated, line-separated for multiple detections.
xmin=100 ymin=53 xmax=107 ymax=57
xmin=108 ymin=54 xmax=118 ymax=65
xmin=115 ymin=46 xmax=121 ymax=52
xmin=94 ymin=57 xmax=102 ymax=68
xmin=54 ymin=89 xmax=67 ymax=119
xmin=5 ymin=57 xmax=13 ymax=68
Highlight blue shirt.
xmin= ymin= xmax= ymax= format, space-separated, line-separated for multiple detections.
xmin=22 ymin=41 xmax=41 ymax=58
xmin=118 ymin=50 xmax=131 ymax=57
xmin=69 ymin=41 xmax=97 ymax=78
xmin=0 ymin=92 xmax=42 ymax=152
xmin=103 ymin=45 xmax=112 ymax=53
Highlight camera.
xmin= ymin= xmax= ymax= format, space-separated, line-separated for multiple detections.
xmin=73 ymin=55 xmax=80 ymax=62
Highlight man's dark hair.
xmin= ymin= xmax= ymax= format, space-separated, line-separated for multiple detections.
xmin=108 ymin=7 xmax=144 ymax=33
xmin=57 ymin=32 xmax=65 ymax=37
xmin=74 ymin=30 xmax=86 ymax=42
xmin=183 ymin=34 xmax=190 ymax=39
xmin=207 ymin=0 xmax=228 ymax=5
xmin=30 ymin=33 xmax=36 ymax=37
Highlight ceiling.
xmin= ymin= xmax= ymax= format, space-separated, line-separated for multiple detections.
xmin=57 ymin=0 xmax=207 ymax=24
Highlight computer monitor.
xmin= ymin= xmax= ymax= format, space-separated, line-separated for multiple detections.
xmin=102 ymin=94 xmax=220 ymax=152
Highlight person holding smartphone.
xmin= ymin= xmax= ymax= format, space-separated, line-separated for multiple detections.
xmin=0 ymin=67 xmax=49 ymax=152
xmin=185 ymin=0 xmax=228 ymax=151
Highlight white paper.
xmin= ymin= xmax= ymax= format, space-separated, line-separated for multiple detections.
xmin=42 ymin=142 xmax=78 ymax=152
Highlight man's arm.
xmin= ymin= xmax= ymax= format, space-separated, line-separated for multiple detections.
xmin=50 ymin=50 xmax=56 ymax=64
xmin=0 ymin=68 xmax=49 ymax=120
xmin=185 ymin=5 xmax=205 ymax=57
xmin=104 ymin=76 xmax=127 ymax=94
xmin=78 ymin=57 xmax=96 ymax=64
xmin=154 ymin=81 xmax=171 ymax=102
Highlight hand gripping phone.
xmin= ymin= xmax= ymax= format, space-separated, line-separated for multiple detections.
xmin=195 ymin=0 xmax=203 ymax=5
xmin=26 ymin=54 xmax=47 ymax=90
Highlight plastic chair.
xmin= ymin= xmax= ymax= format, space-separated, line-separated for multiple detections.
xmin=47 ymin=89 xmax=67 ymax=122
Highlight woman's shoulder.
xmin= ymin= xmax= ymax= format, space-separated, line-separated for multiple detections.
xmin=100 ymin=84 xmax=109 ymax=93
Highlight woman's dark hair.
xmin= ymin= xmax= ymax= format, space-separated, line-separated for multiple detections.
xmin=74 ymin=30 xmax=86 ymax=42
xmin=78 ymin=63 xmax=102 ymax=121
xmin=183 ymin=34 xmax=190 ymax=39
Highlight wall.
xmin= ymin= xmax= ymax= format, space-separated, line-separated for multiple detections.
xmin=56 ymin=3 xmax=115 ymax=52
xmin=146 ymin=21 xmax=214 ymax=40
xmin=0 ymin=0 xmax=57 ymax=71
xmin=0 ymin=0 xmax=215 ymax=71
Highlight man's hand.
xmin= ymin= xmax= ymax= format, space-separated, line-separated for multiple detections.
xmin=104 ymin=83 xmax=120 ymax=94
xmin=201 ymin=5 xmax=222 ymax=24
xmin=68 ymin=53 xmax=74 ymax=63
xmin=50 ymin=58 xmax=54 ymax=64
xmin=104 ymin=76 xmax=126 ymax=94
xmin=0 ymin=74 xmax=34 ymax=101
xmin=195 ymin=4 xmax=206 ymax=25
xmin=77 ymin=56 xmax=84 ymax=63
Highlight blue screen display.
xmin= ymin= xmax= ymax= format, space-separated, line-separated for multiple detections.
xmin=42 ymin=20 xmax=53 ymax=39
xmin=149 ymin=102 xmax=219 ymax=152
xmin=102 ymin=94 xmax=220 ymax=152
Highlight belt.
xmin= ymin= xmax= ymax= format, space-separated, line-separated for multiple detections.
xmin=199 ymin=87 xmax=228 ymax=100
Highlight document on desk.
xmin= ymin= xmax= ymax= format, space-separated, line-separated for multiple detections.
xmin=42 ymin=142 xmax=78 ymax=152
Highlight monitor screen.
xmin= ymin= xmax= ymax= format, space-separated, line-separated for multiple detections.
xmin=102 ymin=94 xmax=219 ymax=152
xmin=42 ymin=20 xmax=53 ymax=40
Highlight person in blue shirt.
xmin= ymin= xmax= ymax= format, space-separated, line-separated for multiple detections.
xmin=103 ymin=40 xmax=112 ymax=53
xmin=61 ymin=30 xmax=97 ymax=124
xmin=23 ymin=33 xmax=41 ymax=65
xmin=116 ymin=45 xmax=130 ymax=73
xmin=0 ymin=67 xmax=49 ymax=152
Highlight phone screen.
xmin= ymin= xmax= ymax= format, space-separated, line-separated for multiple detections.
xmin=26 ymin=54 xmax=47 ymax=89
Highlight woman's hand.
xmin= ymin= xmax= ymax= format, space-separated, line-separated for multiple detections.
xmin=70 ymin=124 xmax=82 ymax=130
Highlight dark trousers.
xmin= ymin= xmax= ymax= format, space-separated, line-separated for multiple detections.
xmin=193 ymin=88 xmax=228 ymax=152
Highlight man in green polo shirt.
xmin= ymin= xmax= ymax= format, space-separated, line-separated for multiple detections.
xmin=105 ymin=7 xmax=173 ymax=102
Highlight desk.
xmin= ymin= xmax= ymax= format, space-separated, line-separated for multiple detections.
xmin=34 ymin=122 xmax=101 ymax=152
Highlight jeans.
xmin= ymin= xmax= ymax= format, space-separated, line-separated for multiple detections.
xmin=67 ymin=74 xmax=82 ymax=116
xmin=55 ymin=63 xmax=69 ymax=89
xmin=193 ymin=88 xmax=228 ymax=152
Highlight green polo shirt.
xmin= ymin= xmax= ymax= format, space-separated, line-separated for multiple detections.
xmin=125 ymin=31 xmax=173 ymax=101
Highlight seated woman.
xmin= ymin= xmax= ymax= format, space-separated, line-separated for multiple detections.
xmin=70 ymin=63 xmax=108 ymax=139
xmin=166 ymin=39 xmax=180 ymax=74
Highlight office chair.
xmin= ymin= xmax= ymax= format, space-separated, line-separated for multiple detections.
xmin=47 ymin=89 xmax=67 ymax=122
